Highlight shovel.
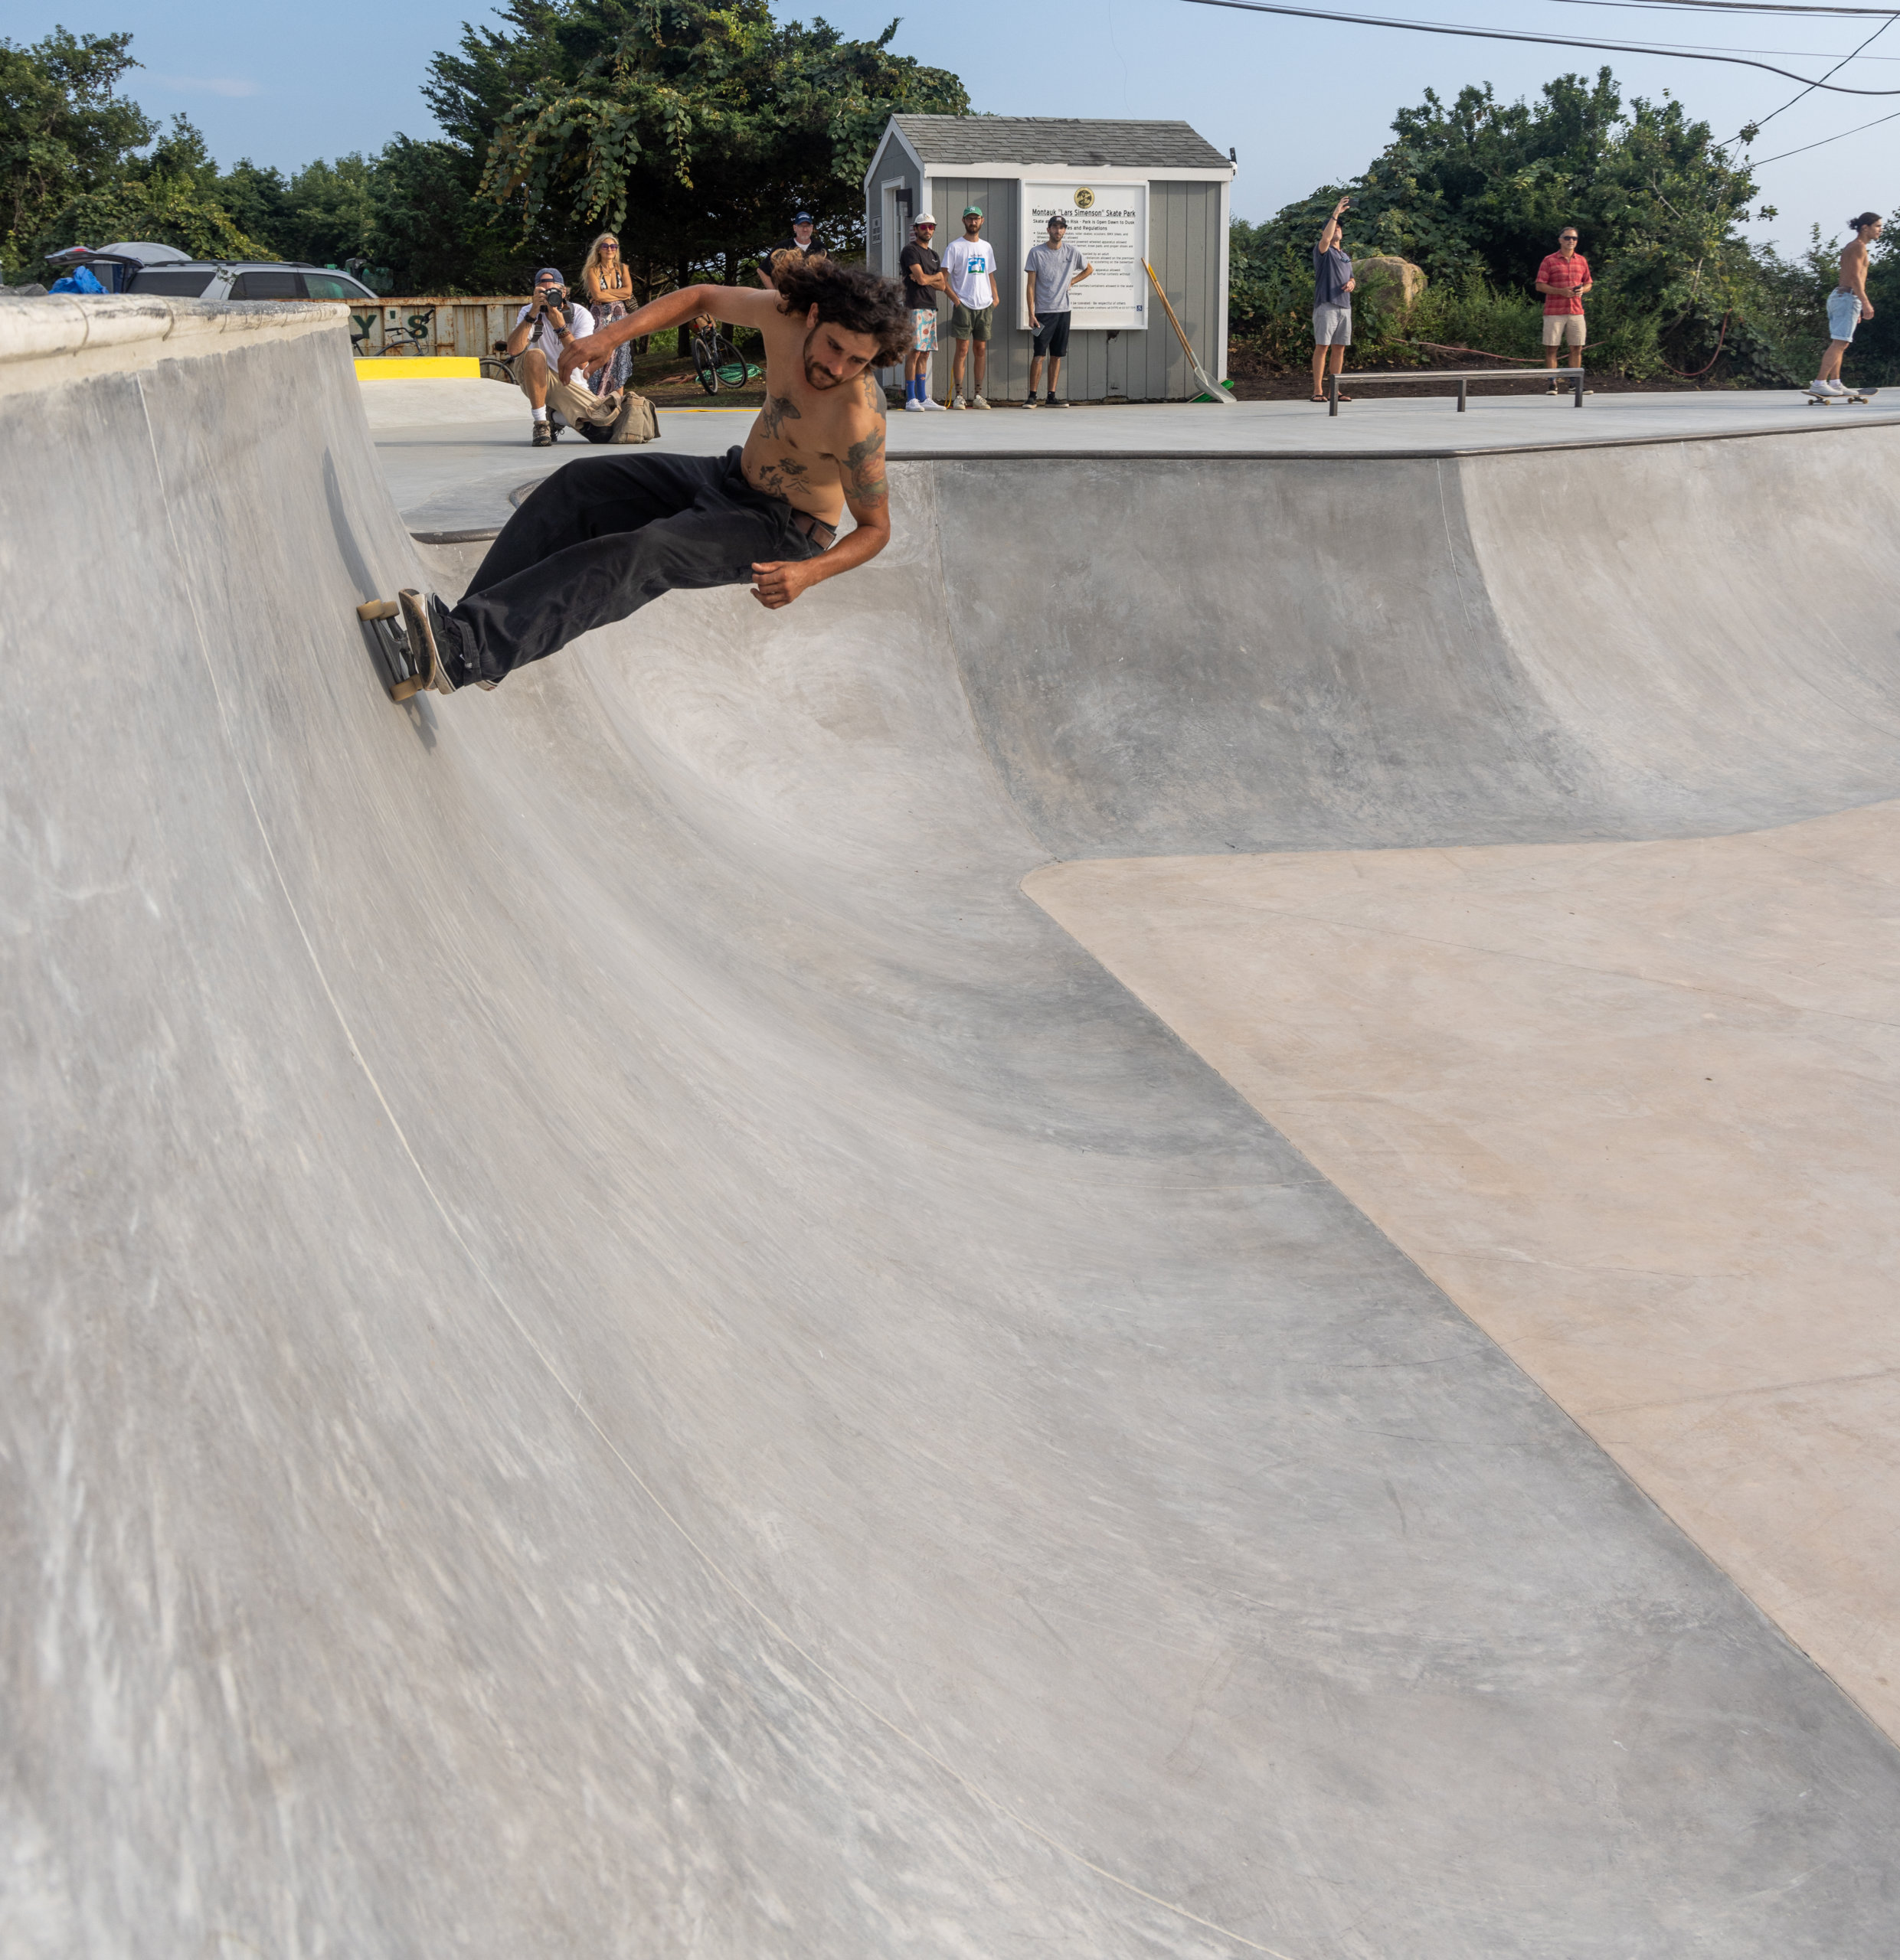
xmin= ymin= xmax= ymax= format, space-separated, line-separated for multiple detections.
xmin=1143 ymin=260 xmax=1234 ymax=406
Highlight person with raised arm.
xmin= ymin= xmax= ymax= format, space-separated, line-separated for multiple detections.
xmin=381 ymin=259 xmax=907 ymax=697
xmin=1311 ymin=195 xmax=1356 ymax=404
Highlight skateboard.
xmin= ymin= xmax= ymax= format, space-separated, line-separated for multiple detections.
xmin=1806 ymin=385 xmax=1880 ymax=406
xmin=356 ymin=590 xmax=439 ymax=701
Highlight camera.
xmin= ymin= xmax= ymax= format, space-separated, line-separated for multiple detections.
xmin=536 ymin=286 xmax=567 ymax=315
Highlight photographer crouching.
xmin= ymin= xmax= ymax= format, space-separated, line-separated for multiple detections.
xmin=506 ymin=266 xmax=644 ymax=448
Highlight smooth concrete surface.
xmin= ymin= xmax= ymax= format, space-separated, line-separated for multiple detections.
xmin=366 ymin=374 xmax=1900 ymax=538
xmin=1025 ymin=801 xmax=1900 ymax=1746
xmin=8 ymin=297 xmax=1900 ymax=1958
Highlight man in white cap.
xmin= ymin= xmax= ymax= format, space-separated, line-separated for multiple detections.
xmin=898 ymin=211 xmax=948 ymax=410
xmin=505 ymin=266 xmax=635 ymax=449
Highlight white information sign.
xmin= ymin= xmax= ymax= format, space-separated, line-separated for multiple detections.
xmin=1016 ymin=181 xmax=1149 ymax=333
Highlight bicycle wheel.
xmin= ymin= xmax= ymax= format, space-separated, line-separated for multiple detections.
xmin=692 ymin=332 xmax=720 ymax=395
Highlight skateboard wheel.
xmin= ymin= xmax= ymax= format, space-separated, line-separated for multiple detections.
xmin=390 ymin=678 xmax=423 ymax=702
xmin=357 ymin=599 xmax=400 ymax=620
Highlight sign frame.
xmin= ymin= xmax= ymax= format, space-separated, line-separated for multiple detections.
xmin=1015 ymin=181 xmax=1149 ymax=333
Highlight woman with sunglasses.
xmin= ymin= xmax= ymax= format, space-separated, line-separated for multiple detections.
xmin=581 ymin=234 xmax=636 ymax=394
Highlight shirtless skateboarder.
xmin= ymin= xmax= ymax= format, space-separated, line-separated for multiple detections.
xmin=1813 ymin=211 xmax=1882 ymax=399
xmin=378 ymin=257 xmax=906 ymax=695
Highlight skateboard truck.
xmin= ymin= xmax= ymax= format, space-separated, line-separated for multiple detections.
xmin=358 ymin=599 xmax=425 ymax=700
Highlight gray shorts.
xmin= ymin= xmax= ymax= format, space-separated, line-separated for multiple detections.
xmin=1313 ymin=302 xmax=1352 ymax=347
xmin=1827 ymin=289 xmax=1863 ymax=342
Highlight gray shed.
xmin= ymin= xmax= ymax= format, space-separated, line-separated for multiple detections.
xmin=863 ymin=116 xmax=1234 ymax=404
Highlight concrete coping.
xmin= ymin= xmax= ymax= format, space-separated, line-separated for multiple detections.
xmin=0 ymin=294 xmax=347 ymax=396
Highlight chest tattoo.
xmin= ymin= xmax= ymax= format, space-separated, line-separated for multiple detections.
xmin=759 ymin=393 xmax=802 ymax=440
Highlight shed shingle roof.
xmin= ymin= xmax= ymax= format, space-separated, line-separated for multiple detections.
xmin=890 ymin=116 xmax=1230 ymax=172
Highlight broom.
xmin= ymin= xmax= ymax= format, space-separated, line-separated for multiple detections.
xmin=1143 ymin=260 xmax=1234 ymax=406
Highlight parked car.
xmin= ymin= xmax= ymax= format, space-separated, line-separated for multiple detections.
xmin=44 ymin=242 xmax=378 ymax=302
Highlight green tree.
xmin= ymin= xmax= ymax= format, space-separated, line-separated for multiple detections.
xmin=1235 ymin=68 xmax=1781 ymax=381
xmin=1 ymin=27 xmax=155 ymax=276
xmin=427 ymin=0 xmax=966 ymax=298
xmin=38 ymin=113 xmax=263 ymax=269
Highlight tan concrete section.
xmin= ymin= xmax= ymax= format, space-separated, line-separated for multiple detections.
xmin=1025 ymin=800 xmax=1900 ymax=1739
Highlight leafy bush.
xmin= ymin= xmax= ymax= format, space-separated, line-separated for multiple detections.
xmin=1230 ymin=65 xmax=1824 ymax=386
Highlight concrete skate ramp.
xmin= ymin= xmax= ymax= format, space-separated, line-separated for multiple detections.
xmin=7 ymin=301 xmax=1900 ymax=1958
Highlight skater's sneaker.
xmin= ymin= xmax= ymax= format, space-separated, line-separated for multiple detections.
xmin=531 ymin=416 xmax=553 ymax=447
xmin=949 ymin=394 xmax=966 ymax=410
xmin=904 ymin=397 xmax=926 ymax=411
xmin=970 ymin=394 xmax=991 ymax=410
xmin=397 ymin=590 xmax=457 ymax=696
xmin=1812 ymin=377 xmax=1847 ymax=396
xmin=920 ymin=395 xmax=947 ymax=411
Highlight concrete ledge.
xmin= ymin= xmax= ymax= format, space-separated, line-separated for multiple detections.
xmin=0 ymin=294 xmax=347 ymax=396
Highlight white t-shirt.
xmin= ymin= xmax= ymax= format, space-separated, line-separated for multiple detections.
xmin=941 ymin=236 xmax=999 ymax=309
xmin=515 ymin=296 xmax=596 ymax=364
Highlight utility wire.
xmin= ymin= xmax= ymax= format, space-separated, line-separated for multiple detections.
xmin=1182 ymin=0 xmax=1900 ymax=87
xmin=1558 ymin=0 xmax=1898 ymax=15
xmin=1733 ymin=7 xmax=1898 ymax=130
xmin=1748 ymin=98 xmax=1900 ymax=151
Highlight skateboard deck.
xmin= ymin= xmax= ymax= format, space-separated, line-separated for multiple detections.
xmin=1806 ymin=385 xmax=1880 ymax=405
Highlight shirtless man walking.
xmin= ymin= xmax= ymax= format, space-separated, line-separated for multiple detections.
xmin=391 ymin=258 xmax=906 ymax=694
xmin=1815 ymin=211 xmax=1882 ymax=397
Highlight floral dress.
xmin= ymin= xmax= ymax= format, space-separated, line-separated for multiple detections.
xmin=586 ymin=268 xmax=636 ymax=395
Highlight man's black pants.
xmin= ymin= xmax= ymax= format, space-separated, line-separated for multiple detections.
xmin=445 ymin=447 xmax=824 ymax=686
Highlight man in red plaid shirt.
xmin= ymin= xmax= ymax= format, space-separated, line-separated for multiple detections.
xmin=1536 ymin=227 xmax=1592 ymax=394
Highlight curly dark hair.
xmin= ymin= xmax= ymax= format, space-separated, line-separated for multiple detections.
xmin=773 ymin=255 xmax=910 ymax=365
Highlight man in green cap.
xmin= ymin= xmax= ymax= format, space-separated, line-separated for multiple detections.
xmin=940 ymin=204 xmax=999 ymax=408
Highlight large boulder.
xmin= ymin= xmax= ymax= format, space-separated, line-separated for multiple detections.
xmin=1353 ymin=256 xmax=1427 ymax=312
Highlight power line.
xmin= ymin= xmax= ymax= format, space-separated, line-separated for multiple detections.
xmin=1180 ymin=0 xmax=1900 ymax=87
xmin=1748 ymin=100 xmax=1900 ymax=152
xmin=1558 ymin=0 xmax=1899 ymax=15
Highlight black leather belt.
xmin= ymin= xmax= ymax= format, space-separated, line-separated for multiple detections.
xmin=789 ymin=508 xmax=838 ymax=551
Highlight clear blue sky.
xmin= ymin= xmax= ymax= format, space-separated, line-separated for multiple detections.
xmin=23 ymin=0 xmax=1895 ymax=259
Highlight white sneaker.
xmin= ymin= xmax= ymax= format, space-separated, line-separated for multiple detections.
xmin=949 ymin=395 xmax=966 ymax=410
xmin=970 ymin=394 xmax=992 ymax=410
xmin=1812 ymin=378 xmax=1846 ymax=395
xmin=904 ymin=397 xmax=925 ymax=411
xmin=920 ymin=396 xmax=947 ymax=411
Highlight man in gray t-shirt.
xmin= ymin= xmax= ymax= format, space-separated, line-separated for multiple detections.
xmin=1022 ymin=214 xmax=1093 ymax=407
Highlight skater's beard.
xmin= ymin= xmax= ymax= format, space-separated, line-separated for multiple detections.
xmin=802 ymin=324 xmax=858 ymax=390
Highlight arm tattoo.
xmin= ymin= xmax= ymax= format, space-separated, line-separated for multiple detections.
xmin=759 ymin=393 xmax=801 ymax=439
xmin=842 ymin=423 xmax=888 ymax=507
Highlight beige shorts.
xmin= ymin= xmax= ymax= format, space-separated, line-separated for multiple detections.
xmin=1542 ymin=313 xmax=1586 ymax=348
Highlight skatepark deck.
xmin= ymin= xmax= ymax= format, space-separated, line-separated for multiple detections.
xmin=6 ymin=296 xmax=1900 ymax=1958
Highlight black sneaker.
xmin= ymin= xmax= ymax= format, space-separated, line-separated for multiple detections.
xmin=1047 ymin=396 xmax=1069 ymax=408
xmin=531 ymin=417 xmax=553 ymax=447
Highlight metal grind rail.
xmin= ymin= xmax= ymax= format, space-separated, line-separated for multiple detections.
xmin=1328 ymin=365 xmax=1584 ymax=416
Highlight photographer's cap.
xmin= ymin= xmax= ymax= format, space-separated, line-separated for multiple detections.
xmin=535 ymin=266 xmax=564 ymax=283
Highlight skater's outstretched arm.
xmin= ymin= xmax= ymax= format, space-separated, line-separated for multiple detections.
xmin=561 ymin=283 xmax=781 ymax=383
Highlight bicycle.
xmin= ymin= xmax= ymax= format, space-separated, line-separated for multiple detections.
xmin=689 ymin=315 xmax=761 ymax=394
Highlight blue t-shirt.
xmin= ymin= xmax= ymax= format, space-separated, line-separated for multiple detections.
xmin=1314 ymin=244 xmax=1352 ymax=309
